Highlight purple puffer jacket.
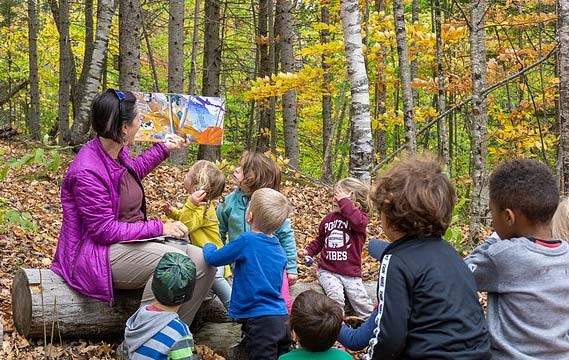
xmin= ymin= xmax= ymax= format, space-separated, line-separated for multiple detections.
xmin=51 ymin=137 xmax=170 ymax=304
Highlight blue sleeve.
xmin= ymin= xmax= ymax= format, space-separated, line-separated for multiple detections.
xmin=216 ymin=202 xmax=229 ymax=244
xmin=202 ymin=238 xmax=245 ymax=267
xmin=338 ymin=309 xmax=378 ymax=350
xmin=274 ymin=219 xmax=298 ymax=274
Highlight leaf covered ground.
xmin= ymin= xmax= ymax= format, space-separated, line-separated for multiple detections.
xmin=0 ymin=136 xmax=385 ymax=359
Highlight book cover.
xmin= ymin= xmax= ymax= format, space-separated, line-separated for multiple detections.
xmin=133 ymin=92 xmax=225 ymax=145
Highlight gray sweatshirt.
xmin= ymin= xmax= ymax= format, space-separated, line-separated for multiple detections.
xmin=465 ymin=235 xmax=569 ymax=359
xmin=123 ymin=306 xmax=180 ymax=359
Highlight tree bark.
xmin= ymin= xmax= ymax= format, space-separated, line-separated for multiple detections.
xmin=276 ymin=0 xmax=299 ymax=168
xmin=468 ymin=0 xmax=489 ymax=245
xmin=188 ymin=0 xmax=201 ymax=95
xmin=373 ymin=0 xmax=387 ymax=163
xmin=434 ymin=0 xmax=449 ymax=173
xmin=168 ymin=0 xmax=189 ymax=165
xmin=65 ymin=0 xmax=115 ymax=145
xmin=27 ymin=0 xmax=40 ymax=140
xmin=393 ymin=0 xmax=417 ymax=153
xmin=321 ymin=4 xmax=333 ymax=183
xmin=410 ymin=0 xmax=419 ymax=106
xmin=559 ymin=0 xmax=569 ymax=194
xmin=256 ymin=0 xmax=272 ymax=152
xmin=340 ymin=0 xmax=373 ymax=183
xmin=119 ymin=0 xmax=141 ymax=90
xmin=199 ymin=0 xmax=222 ymax=161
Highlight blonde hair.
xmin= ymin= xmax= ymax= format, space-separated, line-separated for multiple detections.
xmin=248 ymin=188 xmax=290 ymax=234
xmin=335 ymin=177 xmax=373 ymax=213
xmin=188 ymin=160 xmax=225 ymax=201
xmin=552 ymin=197 xmax=569 ymax=240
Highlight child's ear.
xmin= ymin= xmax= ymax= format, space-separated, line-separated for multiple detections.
xmin=504 ymin=208 xmax=516 ymax=226
xmin=246 ymin=209 xmax=253 ymax=224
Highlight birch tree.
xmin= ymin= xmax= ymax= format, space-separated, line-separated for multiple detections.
xmin=393 ymin=0 xmax=416 ymax=153
xmin=559 ymin=0 xmax=569 ymax=194
xmin=27 ymin=0 xmax=40 ymax=140
xmin=469 ymin=0 xmax=489 ymax=245
xmin=66 ymin=0 xmax=115 ymax=145
xmin=340 ymin=0 xmax=373 ymax=183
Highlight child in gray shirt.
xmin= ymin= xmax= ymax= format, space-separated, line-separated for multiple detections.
xmin=465 ymin=158 xmax=569 ymax=360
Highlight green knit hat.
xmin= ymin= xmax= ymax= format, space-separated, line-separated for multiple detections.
xmin=152 ymin=252 xmax=196 ymax=306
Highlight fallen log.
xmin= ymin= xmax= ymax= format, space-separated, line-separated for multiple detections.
xmin=12 ymin=268 xmax=379 ymax=354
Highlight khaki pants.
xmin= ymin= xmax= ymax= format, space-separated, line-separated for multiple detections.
xmin=110 ymin=241 xmax=216 ymax=325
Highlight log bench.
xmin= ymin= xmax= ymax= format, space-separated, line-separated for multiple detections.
xmin=12 ymin=268 xmax=378 ymax=357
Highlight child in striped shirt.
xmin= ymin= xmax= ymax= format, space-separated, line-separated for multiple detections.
xmin=121 ymin=252 xmax=202 ymax=360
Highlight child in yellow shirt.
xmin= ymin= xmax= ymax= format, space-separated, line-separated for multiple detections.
xmin=163 ymin=160 xmax=231 ymax=310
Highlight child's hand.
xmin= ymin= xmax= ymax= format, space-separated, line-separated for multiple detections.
xmin=189 ymin=189 xmax=208 ymax=206
xmin=334 ymin=187 xmax=352 ymax=203
xmin=161 ymin=203 xmax=173 ymax=216
xmin=287 ymin=273 xmax=298 ymax=286
xmin=297 ymin=249 xmax=308 ymax=257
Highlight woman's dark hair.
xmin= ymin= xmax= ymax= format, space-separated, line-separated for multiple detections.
xmin=91 ymin=89 xmax=138 ymax=143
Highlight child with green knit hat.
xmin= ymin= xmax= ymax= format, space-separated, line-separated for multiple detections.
xmin=120 ymin=252 xmax=202 ymax=359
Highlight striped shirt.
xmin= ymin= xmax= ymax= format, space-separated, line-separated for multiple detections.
xmin=132 ymin=318 xmax=200 ymax=360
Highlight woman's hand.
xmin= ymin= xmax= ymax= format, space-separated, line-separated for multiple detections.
xmin=163 ymin=221 xmax=188 ymax=239
xmin=164 ymin=134 xmax=190 ymax=150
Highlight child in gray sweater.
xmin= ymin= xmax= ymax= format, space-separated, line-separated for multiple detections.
xmin=465 ymin=158 xmax=569 ymax=359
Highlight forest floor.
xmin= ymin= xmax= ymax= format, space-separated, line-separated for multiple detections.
xmin=0 ymin=135 xmax=387 ymax=359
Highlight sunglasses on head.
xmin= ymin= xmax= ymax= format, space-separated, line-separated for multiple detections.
xmin=111 ymin=89 xmax=125 ymax=112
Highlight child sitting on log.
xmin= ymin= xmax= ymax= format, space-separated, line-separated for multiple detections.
xmin=279 ymin=290 xmax=352 ymax=359
xmin=119 ymin=252 xmax=201 ymax=360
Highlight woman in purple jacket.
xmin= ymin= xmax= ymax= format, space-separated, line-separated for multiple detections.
xmin=51 ymin=89 xmax=215 ymax=325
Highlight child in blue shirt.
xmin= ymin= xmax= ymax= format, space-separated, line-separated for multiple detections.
xmin=204 ymin=188 xmax=293 ymax=359
xmin=216 ymin=151 xmax=297 ymax=311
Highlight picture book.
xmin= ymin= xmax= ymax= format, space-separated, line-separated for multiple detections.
xmin=133 ymin=92 xmax=225 ymax=145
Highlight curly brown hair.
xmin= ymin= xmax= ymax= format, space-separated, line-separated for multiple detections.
xmin=290 ymin=290 xmax=343 ymax=352
xmin=370 ymin=155 xmax=456 ymax=238
xmin=239 ymin=151 xmax=281 ymax=195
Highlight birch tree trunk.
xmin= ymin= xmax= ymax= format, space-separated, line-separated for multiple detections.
xmin=559 ymin=0 xmax=569 ymax=194
xmin=199 ymin=0 xmax=222 ymax=161
xmin=27 ymin=0 xmax=40 ymax=140
xmin=434 ymin=0 xmax=449 ymax=173
xmin=74 ymin=0 xmax=95 ymax=116
xmin=321 ymin=4 xmax=333 ymax=183
xmin=340 ymin=0 xmax=373 ymax=183
xmin=66 ymin=0 xmax=115 ymax=145
xmin=393 ymin=0 xmax=417 ymax=153
xmin=468 ymin=0 xmax=489 ymax=245
xmin=276 ymin=0 xmax=299 ymax=168
xmin=119 ymin=0 xmax=141 ymax=90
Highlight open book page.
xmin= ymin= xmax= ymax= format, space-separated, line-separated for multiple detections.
xmin=132 ymin=92 xmax=225 ymax=145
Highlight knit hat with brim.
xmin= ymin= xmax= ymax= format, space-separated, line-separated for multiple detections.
xmin=152 ymin=252 xmax=196 ymax=306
